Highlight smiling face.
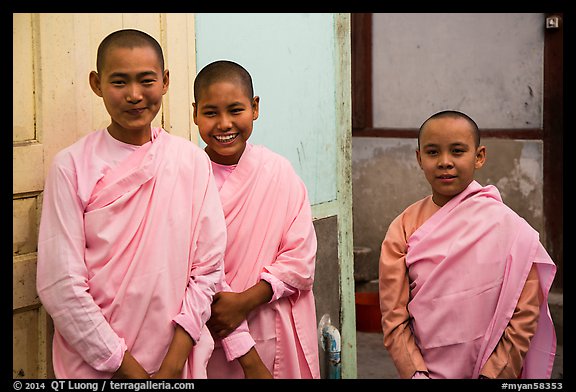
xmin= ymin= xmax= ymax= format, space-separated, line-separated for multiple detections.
xmin=193 ymin=79 xmax=259 ymax=165
xmin=89 ymin=45 xmax=169 ymax=145
xmin=416 ymin=116 xmax=486 ymax=206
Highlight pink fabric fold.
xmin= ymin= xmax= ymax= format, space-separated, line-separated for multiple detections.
xmin=406 ymin=181 xmax=556 ymax=379
xmin=37 ymin=128 xmax=226 ymax=378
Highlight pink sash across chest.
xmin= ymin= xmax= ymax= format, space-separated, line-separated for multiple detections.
xmin=406 ymin=181 xmax=556 ymax=378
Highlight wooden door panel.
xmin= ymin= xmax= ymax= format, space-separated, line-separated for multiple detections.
xmin=13 ymin=13 xmax=46 ymax=379
xmin=13 ymin=310 xmax=39 ymax=378
xmin=13 ymin=12 xmax=197 ymax=378
xmin=13 ymin=254 xmax=40 ymax=311
xmin=13 ymin=144 xmax=43 ymax=194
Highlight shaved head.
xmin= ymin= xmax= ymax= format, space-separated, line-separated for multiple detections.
xmin=96 ymin=29 xmax=164 ymax=73
xmin=418 ymin=110 xmax=480 ymax=149
xmin=194 ymin=60 xmax=254 ymax=101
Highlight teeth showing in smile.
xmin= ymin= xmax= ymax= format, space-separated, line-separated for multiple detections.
xmin=215 ymin=134 xmax=238 ymax=143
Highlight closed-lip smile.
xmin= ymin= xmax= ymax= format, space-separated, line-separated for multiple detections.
xmin=127 ymin=108 xmax=146 ymax=115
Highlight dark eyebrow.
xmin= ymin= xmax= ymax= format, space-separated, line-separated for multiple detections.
xmin=422 ymin=142 xmax=470 ymax=149
xmin=422 ymin=143 xmax=438 ymax=149
xmin=199 ymin=101 xmax=246 ymax=110
xmin=108 ymin=70 xmax=159 ymax=79
xmin=450 ymin=142 xmax=470 ymax=148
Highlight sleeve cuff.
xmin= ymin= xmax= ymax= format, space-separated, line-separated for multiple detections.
xmin=260 ymin=272 xmax=298 ymax=303
xmin=93 ymin=337 xmax=128 ymax=373
xmin=220 ymin=331 xmax=256 ymax=362
xmin=173 ymin=314 xmax=202 ymax=344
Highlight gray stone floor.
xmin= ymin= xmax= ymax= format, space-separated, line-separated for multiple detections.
xmin=356 ymin=331 xmax=563 ymax=379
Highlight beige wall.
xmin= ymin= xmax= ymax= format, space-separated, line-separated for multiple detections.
xmin=12 ymin=13 xmax=197 ymax=379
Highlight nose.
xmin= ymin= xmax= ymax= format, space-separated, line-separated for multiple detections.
xmin=216 ymin=114 xmax=233 ymax=131
xmin=126 ymin=83 xmax=143 ymax=103
xmin=437 ymin=152 xmax=454 ymax=169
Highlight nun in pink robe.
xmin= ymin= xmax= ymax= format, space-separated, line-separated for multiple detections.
xmin=205 ymin=143 xmax=321 ymax=379
xmin=36 ymin=127 xmax=226 ymax=378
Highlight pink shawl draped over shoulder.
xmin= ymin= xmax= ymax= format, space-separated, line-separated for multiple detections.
xmin=406 ymin=181 xmax=556 ymax=379
xmin=216 ymin=144 xmax=320 ymax=378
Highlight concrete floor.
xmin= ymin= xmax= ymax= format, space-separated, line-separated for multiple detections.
xmin=356 ymin=331 xmax=564 ymax=379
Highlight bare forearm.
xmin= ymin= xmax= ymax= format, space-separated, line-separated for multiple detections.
xmin=241 ymin=280 xmax=273 ymax=314
xmin=238 ymin=347 xmax=273 ymax=379
xmin=112 ymin=351 xmax=150 ymax=379
xmin=233 ymin=280 xmax=273 ymax=317
xmin=153 ymin=324 xmax=194 ymax=379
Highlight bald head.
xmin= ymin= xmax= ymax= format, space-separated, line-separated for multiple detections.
xmin=194 ymin=60 xmax=254 ymax=102
xmin=96 ymin=29 xmax=164 ymax=73
xmin=418 ymin=110 xmax=480 ymax=149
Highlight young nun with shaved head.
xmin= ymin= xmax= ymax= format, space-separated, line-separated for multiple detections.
xmin=192 ymin=60 xmax=320 ymax=379
xmin=379 ymin=110 xmax=557 ymax=379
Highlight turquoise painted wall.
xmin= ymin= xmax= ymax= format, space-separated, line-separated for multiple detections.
xmin=195 ymin=13 xmax=337 ymax=205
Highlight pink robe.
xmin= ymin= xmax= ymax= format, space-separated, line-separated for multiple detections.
xmin=36 ymin=128 xmax=226 ymax=378
xmin=406 ymin=181 xmax=556 ymax=378
xmin=206 ymin=143 xmax=320 ymax=379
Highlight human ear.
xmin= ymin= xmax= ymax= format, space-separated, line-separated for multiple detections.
xmin=252 ymin=96 xmax=260 ymax=120
xmin=162 ymin=69 xmax=170 ymax=94
xmin=192 ymin=102 xmax=198 ymax=125
xmin=89 ymin=71 xmax=103 ymax=97
xmin=475 ymin=145 xmax=486 ymax=169
xmin=416 ymin=148 xmax=423 ymax=169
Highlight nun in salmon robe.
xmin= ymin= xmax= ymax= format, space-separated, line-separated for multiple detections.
xmin=36 ymin=127 xmax=226 ymax=378
xmin=205 ymin=143 xmax=321 ymax=379
xmin=379 ymin=180 xmax=557 ymax=379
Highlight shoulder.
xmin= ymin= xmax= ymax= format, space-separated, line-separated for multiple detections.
xmin=51 ymin=129 xmax=103 ymax=167
xmin=252 ymin=145 xmax=310 ymax=198
xmin=255 ymin=144 xmax=288 ymax=161
xmin=401 ymin=195 xmax=434 ymax=219
xmin=256 ymin=145 xmax=298 ymax=175
xmin=162 ymin=131 xmax=210 ymax=163
xmin=388 ymin=195 xmax=435 ymax=236
xmin=467 ymin=184 xmax=520 ymax=220
xmin=162 ymin=130 xmax=201 ymax=150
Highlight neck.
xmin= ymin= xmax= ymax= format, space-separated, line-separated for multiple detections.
xmin=107 ymin=125 xmax=151 ymax=146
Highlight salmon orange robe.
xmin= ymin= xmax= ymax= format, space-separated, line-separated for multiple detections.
xmin=379 ymin=180 xmax=556 ymax=379
xmin=205 ymin=143 xmax=320 ymax=379
xmin=36 ymin=127 xmax=226 ymax=378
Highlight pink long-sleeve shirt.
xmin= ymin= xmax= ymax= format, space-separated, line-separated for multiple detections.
xmin=36 ymin=128 xmax=227 ymax=378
